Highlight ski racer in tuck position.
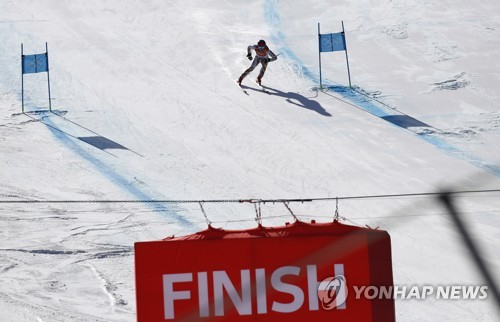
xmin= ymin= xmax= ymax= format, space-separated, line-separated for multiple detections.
xmin=238 ymin=39 xmax=277 ymax=86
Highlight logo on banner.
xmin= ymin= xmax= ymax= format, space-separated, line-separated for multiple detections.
xmin=317 ymin=275 xmax=348 ymax=309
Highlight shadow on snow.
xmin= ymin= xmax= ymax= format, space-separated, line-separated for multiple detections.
xmin=241 ymin=84 xmax=331 ymax=117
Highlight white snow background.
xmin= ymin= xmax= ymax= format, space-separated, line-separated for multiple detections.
xmin=1 ymin=0 xmax=500 ymax=321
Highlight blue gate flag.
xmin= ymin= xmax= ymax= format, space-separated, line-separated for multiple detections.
xmin=22 ymin=53 xmax=48 ymax=74
xmin=319 ymin=32 xmax=345 ymax=52
xmin=21 ymin=42 xmax=53 ymax=113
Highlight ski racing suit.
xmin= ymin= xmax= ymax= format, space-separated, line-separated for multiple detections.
xmin=239 ymin=44 xmax=277 ymax=83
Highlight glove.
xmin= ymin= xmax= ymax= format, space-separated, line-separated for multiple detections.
xmin=247 ymin=53 xmax=252 ymax=60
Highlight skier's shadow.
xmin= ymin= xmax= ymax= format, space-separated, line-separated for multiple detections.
xmin=262 ymin=85 xmax=331 ymax=117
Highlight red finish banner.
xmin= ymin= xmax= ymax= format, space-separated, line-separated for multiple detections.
xmin=134 ymin=221 xmax=395 ymax=321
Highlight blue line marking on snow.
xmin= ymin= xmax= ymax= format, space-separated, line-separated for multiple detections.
xmin=264 ymin=1 xmax=318 ymax=82
xmin=264 ymin=0 xmax=500 ymax=177
xmin=419 ymin=133 xmax=500 ymax=175
xmin=41 ymin=115 xmax=192 ymax=227
xmin=327 ymin=85 xmax=390 ymax=117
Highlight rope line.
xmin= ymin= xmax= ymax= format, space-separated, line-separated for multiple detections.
xmin=198 ymin=202 xmax=211 ymax=226
xmin=1 ymin=189 xmax=499 ymax=204
xmin=282 ymin=202 xmax=299 ymax=222
xmin=254 ymin=203 xmax=262 ymax=225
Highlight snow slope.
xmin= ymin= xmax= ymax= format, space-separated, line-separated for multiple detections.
xmin=0 ymin=0 xmax=499 ymax=321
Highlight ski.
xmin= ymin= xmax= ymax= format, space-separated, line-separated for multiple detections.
xmin=236 ymin=81 xmax=249 ymax=95
xmin=250 ymin=80 xmax=270 ymax=94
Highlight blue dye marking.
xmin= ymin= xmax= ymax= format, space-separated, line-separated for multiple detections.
xmin=328 ymin=85 xmax=391 ymax=117
xmin=419 ymin=133 xmax=500 ymax=174
xmin=263 ymin=0 xmax=500 ymax=177
xmin=41 ymin=115 xmax=192 ymax=227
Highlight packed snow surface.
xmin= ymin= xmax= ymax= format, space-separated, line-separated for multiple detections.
xmin=0 ymin=0 xmax=499 ymax=321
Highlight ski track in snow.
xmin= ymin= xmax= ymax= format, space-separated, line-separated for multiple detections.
xmin=263 ymin=0 xmax=500 ymax=178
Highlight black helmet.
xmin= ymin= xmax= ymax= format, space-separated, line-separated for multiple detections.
xmin=257 ymin=39 xmax=266 ymax=47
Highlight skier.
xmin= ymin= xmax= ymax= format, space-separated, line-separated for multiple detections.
xmin=237 ymin=39 xmax=277 ymax=86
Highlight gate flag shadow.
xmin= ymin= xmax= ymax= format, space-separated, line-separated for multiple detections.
xmin=49 ymin=110 xmax=141 ymax=155
xmin=77 ymin=136 xmax=128 ymax=150
xmin=381 ymin=115 xmax=431 ymax=129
